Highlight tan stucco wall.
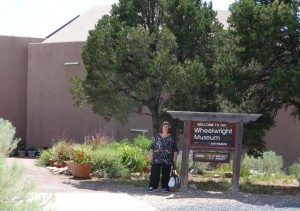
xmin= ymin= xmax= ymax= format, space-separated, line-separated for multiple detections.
xmin=264 ymin=109 xmax=300 ymax=167
xmin=27 ymin=42 xmax=152 ymax=148
xmin=0 ymin=36 xmax=43 ymax=142
xmin=2 ymin=35 xmax=298 ymax=167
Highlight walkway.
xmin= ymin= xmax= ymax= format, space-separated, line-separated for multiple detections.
xmin=6 ymin=157 xmax=155 ymax=211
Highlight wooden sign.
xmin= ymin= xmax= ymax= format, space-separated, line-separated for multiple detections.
xmin=193 ymin=151 xmax=230 ymax=163
xmin=190 ymin=121 xmax=236 ymax=148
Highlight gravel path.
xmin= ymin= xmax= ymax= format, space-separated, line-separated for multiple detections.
xmin=65 ymin=177 xmax=300 ymax=211
xmin=134 ymin=189 xmax=300 ymax=211
xmin=8 ymin=157 xmax=300 ymax=211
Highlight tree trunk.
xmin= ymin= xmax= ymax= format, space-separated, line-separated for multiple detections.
xmin=148 ymin=103 xmax=160 ymax=137
xmin=151 ymin=109 xmax=159 ymax=137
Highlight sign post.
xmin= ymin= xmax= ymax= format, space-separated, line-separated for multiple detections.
xmin=167 ymin=111 xmax=261 ymax=192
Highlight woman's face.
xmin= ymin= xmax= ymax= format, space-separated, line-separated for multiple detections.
xmin=162 ymin=124 xmax=170 ymax=133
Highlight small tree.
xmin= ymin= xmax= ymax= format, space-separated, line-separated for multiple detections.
xmin=0 ymin=118 xmax=20 ymax=156
xmin=216 ymin=0 xmax=300 ymax=156
xmin=71 ymin=0 xmax=223 ymax=135
xmin=0 ymin=154 xmax=54 ymax=210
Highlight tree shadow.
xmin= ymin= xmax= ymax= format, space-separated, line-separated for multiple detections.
xmin=62 ymin=176 xmax=300 ymax=209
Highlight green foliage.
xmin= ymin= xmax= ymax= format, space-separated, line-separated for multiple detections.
xmin=118 ymin=145 xmax=147 ymax=173
xmin=240 ymin=167 xmax=251 ymax=178
xmin=0 ymin=118 xmax=20 ymax=156
xmin=212 ymin=0 xmax=300 ymax=157
xmin=92 ymin=148 xmax=129 ymax=178
xmin=36 ymin=148 xmax=53 ymax=167
xmin=0 ymin=154 xmax=54 ymax=210
xmin=132 ymin=134 xmax=151 ymax=151
xmin=220 ymin=0 xmax=300 ymax=156
xmin=287 ymin=162 xmax=300 ymax=177
xmin=52 ymin=140 xmax=74 ymax=162
xmin=72 ymin=0 xmax=223 ymax=135
xmin=190 ymin=180 xmax=231 ymax=191
xmin=72 ymin=147 xmax=93 ymax=164
xmin=214 ymin=162 xmax=233 ymax=174
xmin=241 ymin=179 xmax=275 ymax=194
xmin=242 ymin=151 xmax=283 ymax=174
xmin=192 ymin=162 xmax=210 ymax=174
xmin=243 ymin=115 xmax=274 ymax=157
xmin=108 ymin=138 xmax=148 ymax=173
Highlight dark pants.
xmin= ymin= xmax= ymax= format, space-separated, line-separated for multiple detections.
xmin=149 ymin=163 xmax=171 ymax=190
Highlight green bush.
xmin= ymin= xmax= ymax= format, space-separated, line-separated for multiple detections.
xmin=92 ymin=148 xmax=129 ymax=178
xmin=118 ymin=145 xmax=147 ymax=173
xmin=287 ymin=162 xmax=300 ymax=177
xmin=0 ymin=118 xmax=20 ymax=156
xmin=214 ymin=162 xmax=233 ymax=174
xmin=0 ymin=154 xmax=54 ymax=210
xmin=132 ymin=134 xmax=151 ymax=151
xmin=242 ymin=151 xmax=283 ymax=174
xmin=240 ymin=166 xmax=251 ymax=177
xmin=192 ymin=161 xmax=209 ymax=174
xmin=262 ymin=151 xmax=283 ymax=173
xmin=52 ymin=140 xmax=74 ymax=162
xmin=36 ymin=148 xmax=53 ymax=167
xmin=242 ymin=154 xmax=264 ymax=173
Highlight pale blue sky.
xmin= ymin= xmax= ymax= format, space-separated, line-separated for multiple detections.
xmin=0 ymin=0 xmax=235 ymax=38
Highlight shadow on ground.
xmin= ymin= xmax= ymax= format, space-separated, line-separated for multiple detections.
xmin=62 ymin=175 xmax=300 ymax=210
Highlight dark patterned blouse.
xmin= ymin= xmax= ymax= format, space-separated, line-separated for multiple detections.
xmin=150 ymin=133 xmax=178 ymax=166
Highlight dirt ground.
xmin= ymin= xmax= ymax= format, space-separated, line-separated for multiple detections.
xmin=54 ymin=169 xmax=300 ymax=196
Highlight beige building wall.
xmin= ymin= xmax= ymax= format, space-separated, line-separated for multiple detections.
xmin=0 ymin=36 xmax=43 ymax=142
xmin=27 ymin=41 xmax=152 ymax=148
xmin=264 ymin=109 xmax=300 ymax=167
xmin=1 ymin=35 xmax=299 ymax=167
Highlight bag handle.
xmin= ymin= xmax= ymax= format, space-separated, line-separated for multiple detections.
xmin=171 ymin=164 xmax=177 ymax=176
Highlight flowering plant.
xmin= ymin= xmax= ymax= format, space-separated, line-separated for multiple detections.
xmin=72 ymin=148 xmax=93 ymax=164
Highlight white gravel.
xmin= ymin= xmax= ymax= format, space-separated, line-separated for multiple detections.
xmin=128 ymin=188 xmax=300 ymax=211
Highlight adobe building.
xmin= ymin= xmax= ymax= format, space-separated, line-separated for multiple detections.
xmin=0 ymin=6 xmax=299 ymax=167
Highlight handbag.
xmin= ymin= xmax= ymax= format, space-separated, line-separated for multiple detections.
xmin=168 ymin=164 xmax=180 ymax=188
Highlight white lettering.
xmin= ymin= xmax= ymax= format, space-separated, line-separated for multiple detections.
xmin=193 ymin=135 xmax=221 ymax=141
xmin=193 ymin=128 xmax=232 ymax=135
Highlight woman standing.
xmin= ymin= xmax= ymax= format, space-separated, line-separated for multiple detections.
xmin=148 ymin=121 xmax=178 ymax=193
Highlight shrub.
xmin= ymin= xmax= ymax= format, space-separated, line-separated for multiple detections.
xmin=242 ymin=154 xmax=264 ymax=173
xmin=262 ymin=151 xmax=283 ymax=173
xmin=118 ymin=145 xmax=147 ymax=173
xmin=132 ymin=134 xmax=151 ymax=151
xmin=36 ymin=148 xmax=53 ymax=167
xmin=84 ymin=129 xmax=113 ymax=150
xmin=0 ymin=118 xmax=20 ymax=156
xmin=287 ymin=162 xmax=300 ymax=177
xmin=52 ymin=140 xmax=74 ymax=162
xmin=191 ymin=161 xmax=209 ymax=174
xmin=242 ymin=151 xmax=283 ymax=174
xmin=214 ymin=162 xmax=233 ymax=174
xmin=0 ymin=154 xmax=54 ymax=210
xmin=92 ymin=148 xmax=129 ymax=178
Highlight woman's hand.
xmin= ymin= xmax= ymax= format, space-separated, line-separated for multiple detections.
xmin=149 ymin=149 xmax=154 ymax=161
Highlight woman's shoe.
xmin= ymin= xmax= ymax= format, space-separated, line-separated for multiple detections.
xmin=148 ymin=187 xmax=158 ymax=192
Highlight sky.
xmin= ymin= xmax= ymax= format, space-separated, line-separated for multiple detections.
xmin=0 ymin=0 xmax=235 ymax=38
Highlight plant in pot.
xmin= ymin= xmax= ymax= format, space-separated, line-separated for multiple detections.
xmin=17 ymin=141 xmax=26 ymax=157
xmin=49 ymin=155 xmax=58 ymax=167
xmin=51 ymin=140 xmax=74 ymax=166
xmin=26 ymin=145 xmax=38 ymax=157
xmin=66 ymin=147 xmax=94 ymax=178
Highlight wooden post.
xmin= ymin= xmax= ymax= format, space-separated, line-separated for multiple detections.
xmin=167 ymin=111 xmax=261 ymax=192
xmin=180 ymin=121 xmax=190 ymax=189
xmin=231 ymin=122 xmax=243 ymax=192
